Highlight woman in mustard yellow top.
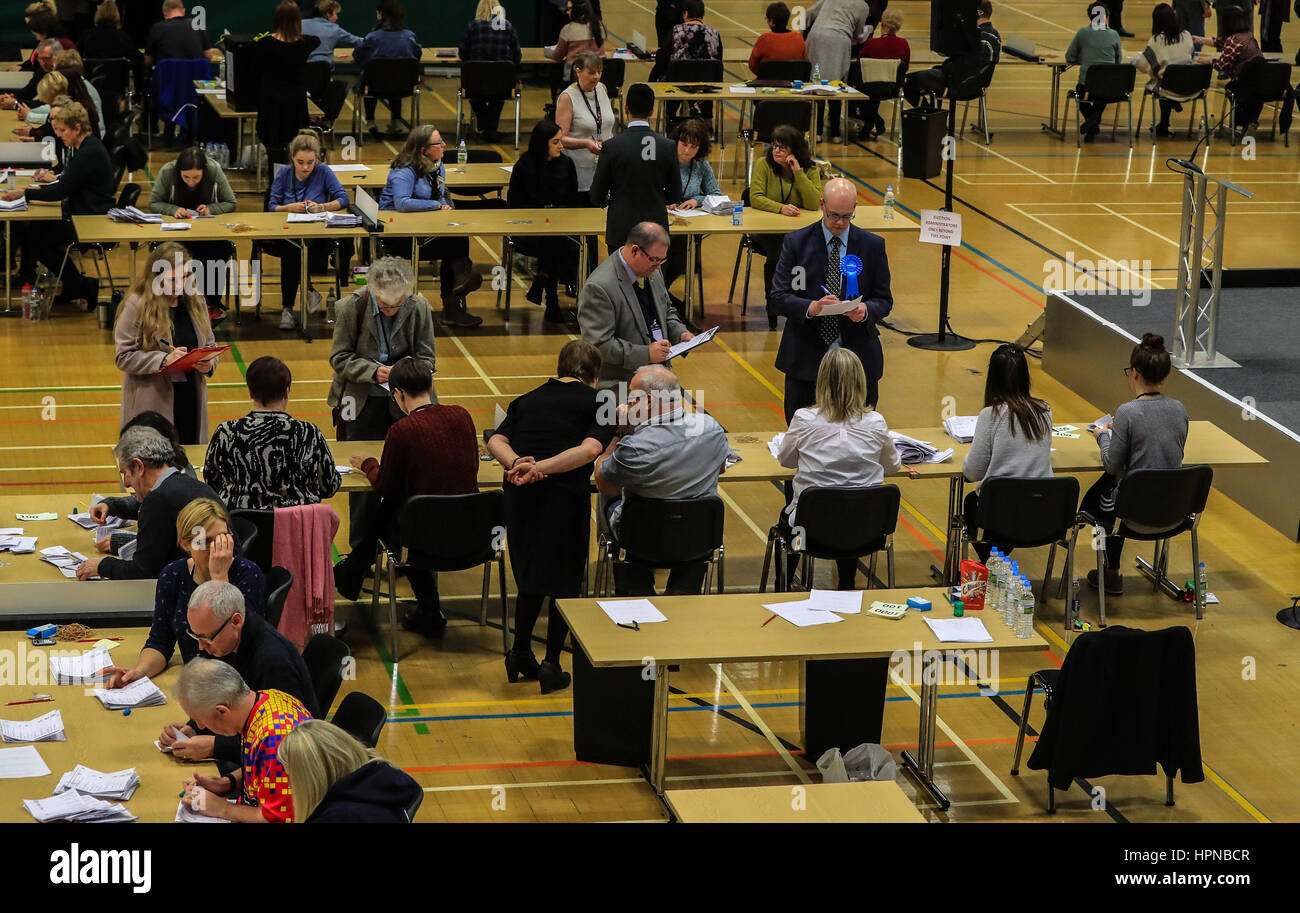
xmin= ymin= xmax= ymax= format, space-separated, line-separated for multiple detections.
xmin=748 ymin=124 xmax=823 ymax=329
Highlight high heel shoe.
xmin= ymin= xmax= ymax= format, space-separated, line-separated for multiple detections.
xmin=505 ymin=650 xmax=540 ymax=683
xmin=538 ymin=661 xmax=571 ymax=694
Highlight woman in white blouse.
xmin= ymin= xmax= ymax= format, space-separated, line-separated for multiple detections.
xmin=555 ymin=49 xmax=615 ymax=194
xmin=777 ymin=348 xmax=901 ymax=589
xmin=1135 ymin=3 xmax=1196 ymax=137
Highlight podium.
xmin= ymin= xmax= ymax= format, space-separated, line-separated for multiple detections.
xmin=1170 ymin=163 xmax=1252 ymax=369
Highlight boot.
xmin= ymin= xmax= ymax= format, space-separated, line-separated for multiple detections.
xmin=450 ymin=257 xmax=483 ymax=297
xmin=525 ymin=273 xmax=545 ymax=305
xmin=542 ymin=279 xmax=575 ymax=323
xmin=439 ymin=295 xmax=483 ymax=328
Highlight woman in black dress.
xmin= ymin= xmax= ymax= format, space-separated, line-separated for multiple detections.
xmin=487 ymin=340 xmax=613 ymax=693
xmin=257 ymin=2 xmax=322 ymax=167
xmin=507 ymin=120 xmax=580 ymax=323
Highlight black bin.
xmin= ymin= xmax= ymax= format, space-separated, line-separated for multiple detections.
xmin=902 ymin=106 xmax=947 ymax=180
xmin=572 ymin=641 xmax=655 ymax=768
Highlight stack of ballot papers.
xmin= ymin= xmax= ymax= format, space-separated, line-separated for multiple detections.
xmin=24 ymin=790 xmax=137 ymax=823
xmin=326 ymin=210 xmax=362 ymax=227
xmin=701 ymin=193 xmax=740 ymax=215
xmin=40 ymin=545 xmax=89 ymax=577
xmin=0 ymin=709 xmax=66 ymax=743
xmin=53 ymin=765 xmax=139 ymax=800
xmin=943 ymin=415 xmax=978 ymax=443
xmin=176 ymin=799 xmax=231 ymax=823
xmin=92 ymin=676 xmax=167 ymax=710
xmin=107 ymin=205 xmax=162 ymax=224
xmin=763 ymin=589 xmax=863 ymax=627
xmin=0 ymin=528 xmax=36 ymax=552
xmin=0 ymin=196 xmax=28 ymax=212
xmin=68 ymin=495 xmax=124 ymax=531
xmin=49 ymin=647 xmax=113 ymax=685
xmin=889 ymin=432 xmax=954 ymax=465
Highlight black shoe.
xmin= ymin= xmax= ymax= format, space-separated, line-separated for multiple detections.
xmin=333 ymin=559 xmax=364 ymax=602
xmin=368 ymin=126 xmax=385 ymax=141
xmin=538 ymin=661 xmax=571 ymax=694
xmin=766 ymin=304 xmax=778 ymax=330
xmin=525 ymin=276 xmax=544 ymax=305
xmin=1155 ymin=124 xmax=1172 ymax=138
xmin=81 ymin=277 xmax=99 ymax=311
xmin=544 ymin=306 xmax=577 ymax=324
xmin=1116 ymin=27 xmax=1134 ymax=37
xmin=401 ymin=608 xmax=447 ymax=638
xmin=505 ymin=649 xmax=540 ymax=683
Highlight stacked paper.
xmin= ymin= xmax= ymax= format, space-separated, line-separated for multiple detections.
xmin=763 ymin=590 xmax=863 ymax=627
xmin=176 ymin=799 xmax=231 ymax=823
xmin=701 ymin=193 xmax=740 ymax=215
xmin=889 ymin=432 xmax=954 ymax=465
xmin=69 ymin=494 xmax=124 ymax=531
xmin=92 ymin=677 xmax=167 ymax=710
xmin=0 ymin=196 xmax=28 ymax=212
xmin=0 ymin=528 xmax=36 ymax=552
xmin=49 ymin=648 xmax=113 ymax=685
xmin=326 ymin=210 xmax=362 ymax=227
xmin=768 ymin=432 xmax=785 ymax=460
xmin=24 ymin=790 xmax=137 ymax=823
xmin=39 ymin=546 xmax=89 ymax=578
xmin=943 ymin=415 xmax=978 ymax=443
xmin=107 ymin=205 xmax=162 ymax=223
xmin=53 ymin=765 xmax=139 ymax=800
xmin=0 ymin=709 xmax=66 ymax=743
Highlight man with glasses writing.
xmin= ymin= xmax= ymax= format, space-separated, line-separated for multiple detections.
xmin=770 ymin=177 xmax=894 ymax=421
xmin=155 ymin=580 xmax=319 ymax=771
xmin=579 ymin=221 xmax=694 ymax=395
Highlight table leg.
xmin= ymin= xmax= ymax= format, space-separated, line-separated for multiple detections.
xmin=683 ymin=232 xmax=696 ymax=326
xmin=577 ymin=237 xmax=588 ymax=292
xmin=648 ymin=663 xmax=671 ymax=796
xmin=900 ymin=651 xmax=952 ymax=810
xmin=4 ymin=221 xmax=10 ymax=312
xmin=933 ymin=475 xmax=965 ymax=586
xmin=129 ymin=242 xmax=139 ymax=281
xmin=298 ymin=239 xmax=311 ymax=343
xmin=842 ymin=98 xmax=849 ymax=146
xmin=1042 ymin=65 xmax=1065 ymax=139
xmin=809 ymin=100 xmax=821 ymax=159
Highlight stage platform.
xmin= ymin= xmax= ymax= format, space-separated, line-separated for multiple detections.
xmin=1044 ymin=275 xmax=1300 ymax=540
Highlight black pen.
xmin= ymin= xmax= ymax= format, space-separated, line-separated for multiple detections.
xmin=616 ymin=621 xmax=640 ymax=631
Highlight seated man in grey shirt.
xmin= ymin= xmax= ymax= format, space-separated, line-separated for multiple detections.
xmin=594 ymin=365 xmax=729 ymax=596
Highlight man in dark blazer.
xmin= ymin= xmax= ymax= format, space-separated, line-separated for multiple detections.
xmin=578 ymin=221 xmax=694 ymax=392
xmin=589 ymin=83 xmax=682 ymax=253
xmin=770 ymin=177 xmax=894 ymax=421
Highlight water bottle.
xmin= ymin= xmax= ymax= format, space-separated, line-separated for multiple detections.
xmin=20 ymin=284 xmax=33 ymax=320
xmin=1005 ymin=562 xmax=1020 ymax=626
xmin=883 ymin=185 xmax=896 ymax=221
xmin=1070 ymin=576 xmax=1082 ymax=628
xmin=1017 ymin=577 xmax=1035 ymax=638
xmin=986 ymin=549 xmax=1002 ymax=616
xmin=457 ymin=139 xmax=468 ymax=166
xmin=1197 ymin=562 xmax=1208 ymax=612
xmin=220 ymin=143 xmax=230 ymax=168
xmin=732 ymin=203 xmax=742 ymax=226
xmin=812 ymin=62 xmax=822 ymax=83
xmin=217 ymin=55 xmax=226 ymax=85
xmin=5 ymin=169 xmax=14 ymax=191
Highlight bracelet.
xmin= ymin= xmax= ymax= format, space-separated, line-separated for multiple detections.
xmin=225 ymin=772 xmax=239 ymax=795
xmin=509 ymin=456 xmax=520 ymax=470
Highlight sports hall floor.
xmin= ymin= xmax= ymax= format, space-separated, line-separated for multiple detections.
xmin=2 ymin=0 xmax=1297 ymax=822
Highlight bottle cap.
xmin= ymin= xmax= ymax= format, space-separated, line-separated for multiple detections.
xmin=952 ymin=599 xmax=964 ymax=617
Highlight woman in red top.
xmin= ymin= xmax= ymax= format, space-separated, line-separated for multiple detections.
xmin=748 ymin=2 xmax=808 ymax=74
xmin=856 ymin=8 xmax=909 ymax=138
xmin=1193 ymin=7 xmax=1263 ymax=143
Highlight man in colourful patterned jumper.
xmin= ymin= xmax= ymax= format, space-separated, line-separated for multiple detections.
xmin=177 ymin=658 xmax=313 ymax=822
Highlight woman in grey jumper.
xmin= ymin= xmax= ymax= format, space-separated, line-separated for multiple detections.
xmin=1083 ymin=333 xmax=1188 ymax=594
xmin=962 ymin=344 xmax=1053 ymax=561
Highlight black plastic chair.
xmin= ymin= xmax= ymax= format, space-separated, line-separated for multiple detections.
xmin=756 ymin=59 xmax=812 ymax=83
xmin=229 ymin=508 xmax=275 ymax=573
xmin=742 ymin=100 xmax=813 ymax=183
xmin=967 ymin=476 xmax=1081 ymax=622
xmin=1137 ymin=62 xmax=1212 ymax=141
xmin=61 ymin=183 xmax=141 ymax=299
xmin=1221 ymin=59 xmax=1293 ymax=145
xmin=760 ymin=485 xmax=901 ymax=592
xmin=950 ymin=60 xmax=996 ymax=145
xmin=599 ymin=57 xmax=627 ymax=125
xmin=230 ymin=515 xmax=259 ymax=560
xmin=594 ymin=496 xmax=726 ymax=597
xmin=264 ymin=565 xmax=293 ymax=629
xmin=726 ymin=187 xmax=759 ymax=315
xmin=302 ymin=633 xmax=351 ymax=715
xmin=351 ymin=56 xmax=423 ymax=143
xmin=371 ymin=491 xmax=509 ymax=662
xmin=331 ymin=691 xmax=387 ymax=747
xmin=1064 ymin=62 xmax=1137 ymax=148
xmin=1090 ymin=465 xmax=1214 ymax=628
xmin=662 ymin=58 xmax=725 ymax=131
xmin=456 ymin=60 xmax=522 ymax=148
xmin=404 ymin=788 xmax=423 ymax=822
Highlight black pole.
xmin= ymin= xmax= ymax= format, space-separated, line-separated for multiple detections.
xmin=908 ymin=92 xmax=976 ymax=352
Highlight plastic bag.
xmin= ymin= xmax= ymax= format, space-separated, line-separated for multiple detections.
xmin=817 ymin=743 xmax=897 ymax=783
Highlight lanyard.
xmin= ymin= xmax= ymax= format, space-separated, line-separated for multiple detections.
xmin=579 ymin=85 xmax=603 ymax=136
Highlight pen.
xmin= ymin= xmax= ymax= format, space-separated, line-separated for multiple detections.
xmin=78 ymin=638 xmax=120 ymax=643
xmin=615 ymin=621 xmax=640 ymax=631
xmin=5 ymin=698 xmax=53 ymax=706
xmin=761 ymin=614 xmax=776 ymax=627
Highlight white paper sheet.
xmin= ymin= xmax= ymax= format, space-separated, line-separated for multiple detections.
xmin=175 ymin=798 xmax=232 ymax=823
xmin=922 ymin=615 xmax=994 ymax=643
xmin=597 ymin=599 xmax=667 ymax=625
xmin=807 ymin=589 xmax=864 ymax=614
xmin=326 ymin=164 xmax=371 ymax=172
xmin=667 ymin=325 xmax=718 ymax=360
xmin=818 ymin=296 xmax=862 ymax=316
xmin=762 ymin=600 xmax=844 ymax=627
xmin=0 ymin=744 xmax=51 ymax=778
xmin=0 ymin=709 xmax=65 ymax=743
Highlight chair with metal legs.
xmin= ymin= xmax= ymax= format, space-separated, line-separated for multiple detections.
xmin=760 ymin=485 xmax=900 ymax=593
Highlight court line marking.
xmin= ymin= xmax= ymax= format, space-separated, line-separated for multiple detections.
xmin=715 ymin=664 xmax=813 ymax=784
xmin=440 ymin=334 xmax=502 ymax=396
xmin=1005 ymin=202 xmax=1167 ymax=289
xmin=1094 ymin=203 xmax=1184 ymax=249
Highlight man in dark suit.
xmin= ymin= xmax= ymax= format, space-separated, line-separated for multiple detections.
xmin=589 ymin=83 xmax=681 ymax=254
xmin=578 ymin=221 xmax=694 ymax=392
xmin=770 ymin=177 xmax=894 ymax=421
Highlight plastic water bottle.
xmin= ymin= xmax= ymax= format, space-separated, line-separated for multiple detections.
xmin=883 ymin=185 xmax=896 ymax=221
xmin=1070 ymin=576 xmax=1082 ymax=628
xmin=220 ymin=143 xmax=230 ymax=167
xmin=1197 ymin=562 xmax=1208 ymax=612
xmin=1017 ymin=577 xmax=1035 ymax=638
xmin=5 ymin=169 xmax=14 ymax=191
xmin=1005 ymin=562 xmax=1020 ymax=626
xmin=732 ymin=203 xmax=742 ymax=226
xmin=986 ymin=549 xmax=1002 ymax=615
xmin=457 ymin=139 xmax=468 ymax=166
xmin=812 ymin=62 xmax=822 ymax=83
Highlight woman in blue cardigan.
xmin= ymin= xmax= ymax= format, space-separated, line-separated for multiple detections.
xmin=663 ymin=118 xmax=720 ymax=316
xmin=377 ymin=124 xmax=484 ymax=328
xmin=264 ymin=132 xmax=354 ymax=330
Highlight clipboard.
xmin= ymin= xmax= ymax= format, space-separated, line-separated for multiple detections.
xmin=156 ymin=345 xmax=231 ymax=374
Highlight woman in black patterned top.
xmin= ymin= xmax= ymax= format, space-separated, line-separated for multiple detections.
xmin=204 ymin=356 xmax=341 ymax=509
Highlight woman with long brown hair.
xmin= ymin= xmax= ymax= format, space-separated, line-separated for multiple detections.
xmin=114 ymin=242 xmax=219 ymax=445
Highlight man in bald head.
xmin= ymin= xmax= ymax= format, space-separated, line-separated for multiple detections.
xmin=769 ymin=177 xmax=894 ymax=421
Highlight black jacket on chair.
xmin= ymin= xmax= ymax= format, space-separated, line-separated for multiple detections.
xmin=305 ymin=760 xmax=423 ymax=822
xmin=1027 ymin=625 xmax=1204 ymax=791
xmin=589 ymin=122 xmax=682 ymax=250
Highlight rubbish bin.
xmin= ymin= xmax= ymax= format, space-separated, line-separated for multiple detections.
xmin=902 ymin=106 xmax=947 ymax=180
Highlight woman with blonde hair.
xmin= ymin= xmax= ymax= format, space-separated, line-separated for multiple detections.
xmin=458 ymin=0 xmax=522 ymax=140
xmin=280 ymin=719 xmax=422 ymax=822
xmin=114 ymin=241 xmax=219 ymax=444
xmin=775 ymin=347 xmax=901 ymax=589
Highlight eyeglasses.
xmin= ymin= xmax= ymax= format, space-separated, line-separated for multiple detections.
xmin=824 ymin=209 xmax=855 ymax=222
xmin=426 ymin=140 xmax=446 ymax=148
xmin=1122 ymin=367 xmax=1133 ymax=377
xmin=633 ymin=246 xmax=667 ymax=266
xmin=186 ymin=613 xmax=235 ymax=644
xmin=770 ymin=142 xmax=789 ymax=152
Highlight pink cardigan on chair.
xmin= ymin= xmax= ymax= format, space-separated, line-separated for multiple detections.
xmin=272 ymin=503 xmax=340 ymax=649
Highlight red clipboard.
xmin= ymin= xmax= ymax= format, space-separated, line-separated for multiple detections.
xmin=157 ymin=345 xmax=231 ymax=374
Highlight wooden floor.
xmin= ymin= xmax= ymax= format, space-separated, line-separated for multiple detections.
xmin=2 ymin=0 xmax=1297 ymax=822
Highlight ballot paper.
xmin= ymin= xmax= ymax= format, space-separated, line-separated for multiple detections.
xmin=161 ymin=222 xmax=192 ymax=231
xmin=1051 ymin=427 xmax=1080 ymax=439
xmin=326 ymin=164 xmax=371 ymax=172
xmin=943 ymin=415 xmax=979 ymax=443
xmin=667 ymin=206 xmax=708 ymax=218
xmin=768 ymin=432 xmax=785 ymax=460
xmin=0 ymin=744 xmax=51 ymax=778
xmin=868 ymin=601 xmax=908 ymax=619
xmin=499 ymin=165 xmax=514 ymax=173
xmin=336 ymin=465 xmax=353 ymax=475
xmin=118 ymin=538 xmax=138 ymax=562
xmin=922 ymin=615 xmax=994 ymax=643
xmin=818 ymin=297 xmax=862 ymax=316
xmin=25 ymin=790 xmax=136 ymax=823
xmin=667 ymin=325 xmax=718 ymax=360
xmin=69 ymin=495 xmax=123 ymax=531
xmin=0 ymin=709 xmax=66 ymax=743
xmin=92 ymin=676 xmax=167 ymax=710
xmin=493 ymin=403 xmax=507 ymax=428
xmin=154 ymin=728 xmax=191 ymax=753
xmin=9 ymin=537 xmax=37 ymax=553
xmin=728 ymin=85 xmax=758 ymax=94
xmin=889 ymin=432 xmax=954 ymax=465
xmin=1088 ymin=414 xmax=1113 ymax=432
xmin=0 ymin=527 xmax=20 ymax=535
xmin=762 ymin=600 xmax=844 ymax=628
xmin=286 ymin=212 xmax=328 ymax=223
xmin=40 ymin=546 xmax=89 ymax=578
xmin=53 ymin=765 xmax=139 ymax=800
xmin=0 ymin=197 xmax=28 ymax=212
xmin=807 ymin=589 xmax=863 ymax=614
xmin=16 ymin=512 xmax=57 ymax=521
xmin=701 ymin=193 xmax=739 ymax=215
xmin=597 ymin=598 xmax=667 ymax=625
xmin=49 ymin=648 xmax=113 ymax=685
xmin=176 ymin=798 xmax=232 ymax=823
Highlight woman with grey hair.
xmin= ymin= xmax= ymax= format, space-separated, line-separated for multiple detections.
xmin=327 ymin=256 xmax=437 ymax=558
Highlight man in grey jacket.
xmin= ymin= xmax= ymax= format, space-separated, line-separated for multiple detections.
xmin=327 ymin=257 xmax=436 ymax=552
xmin=578 ymin=221 xmax=694 ymax=395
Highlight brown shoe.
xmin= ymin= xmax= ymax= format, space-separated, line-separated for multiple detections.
xmin=1086 ymin=569 xmax=1124 ymax=595
xmin=439 ymin=298 xmax=482 ymax=328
